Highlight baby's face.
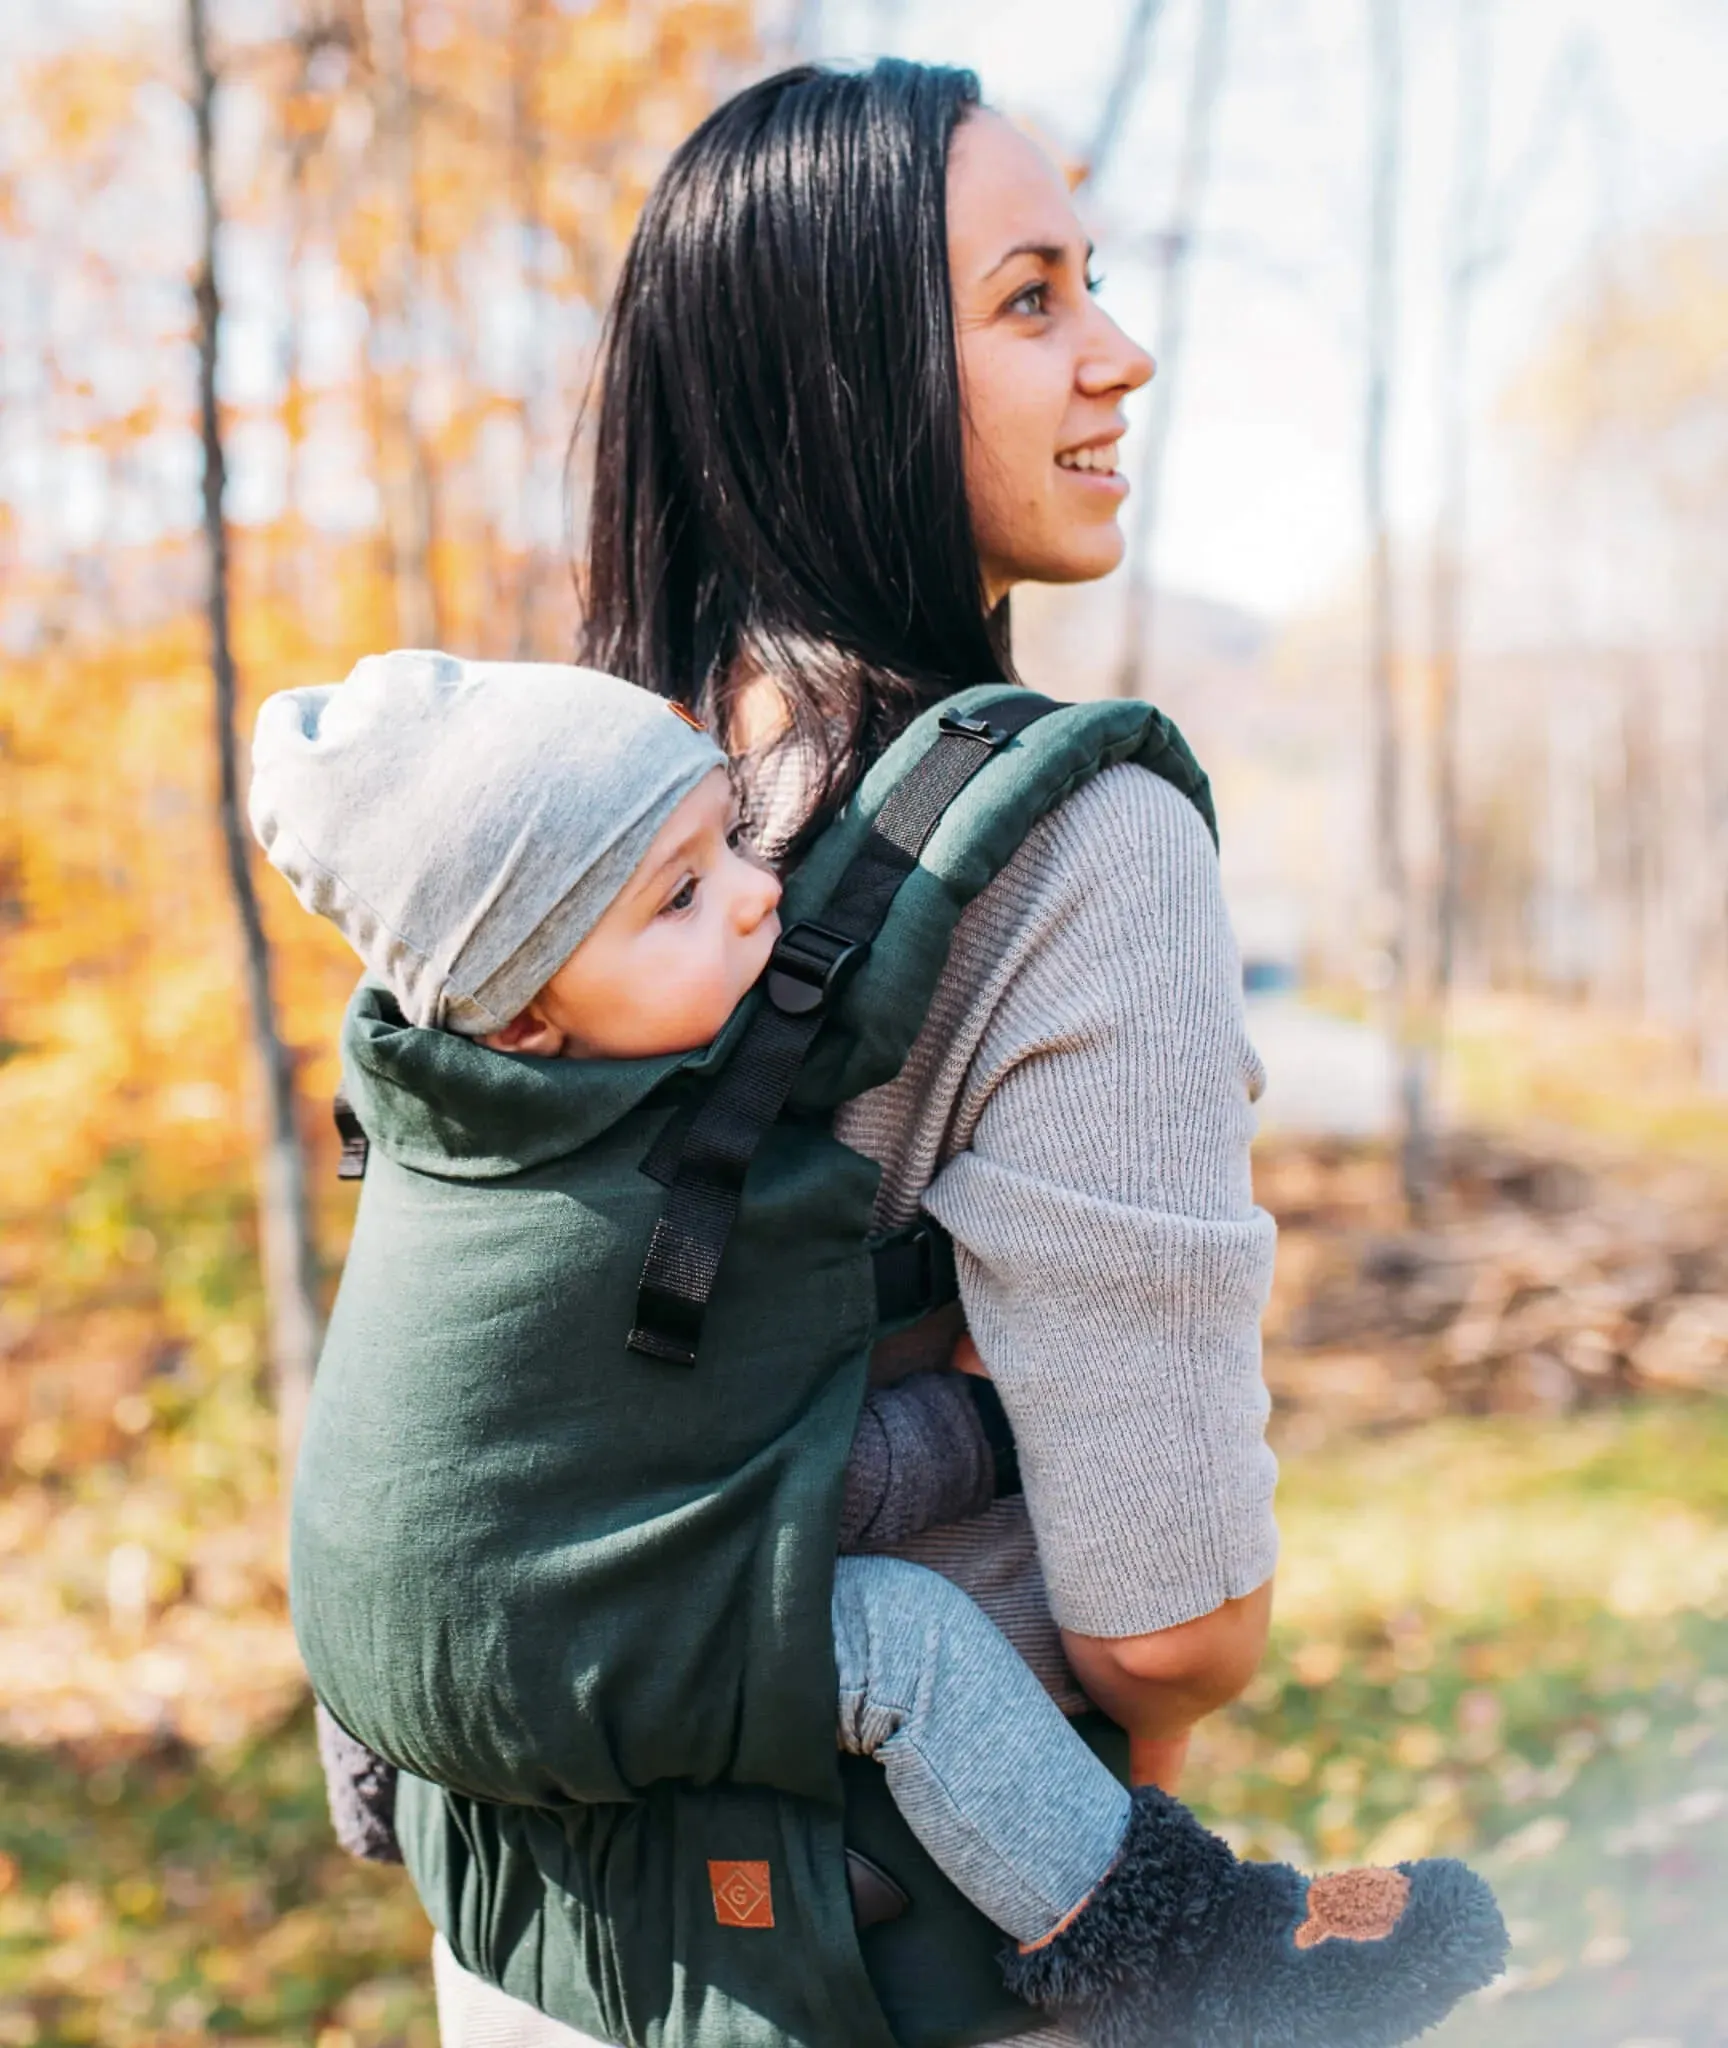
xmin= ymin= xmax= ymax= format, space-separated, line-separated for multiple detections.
xmin=487 ymin=769 xmax=782 ymax=1060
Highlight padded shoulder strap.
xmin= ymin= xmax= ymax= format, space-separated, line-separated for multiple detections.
xmin=628 ymin=693 xmax=1056 ymax=1366
xmin=628 ymin=686 xmax=1213 ymax=1368
xmin=784 ymin=684 xmax=1215 ymax=1112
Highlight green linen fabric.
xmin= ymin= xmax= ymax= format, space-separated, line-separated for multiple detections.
xmin=292 ymin=688 xmax=1213 ymax=2048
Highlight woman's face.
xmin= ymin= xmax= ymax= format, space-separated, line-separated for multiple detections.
xmin=947 ymin=112 xmax=1154 ymax=605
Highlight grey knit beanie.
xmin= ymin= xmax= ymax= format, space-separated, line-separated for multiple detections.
xmin=248 ymin=650 xmax=726 ymax=1034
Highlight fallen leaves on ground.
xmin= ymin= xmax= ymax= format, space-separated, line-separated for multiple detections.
xmin=1260 ymin=1135 xmax=1728 ymax=1442
xmin=4 ymin=1139 xmax=1728 ymax=2043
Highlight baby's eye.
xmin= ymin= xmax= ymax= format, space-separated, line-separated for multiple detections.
xmin=726 ymin=820 xmax=748 ymax=850
xmin=662 ymin=876 xmax=698 ymax=916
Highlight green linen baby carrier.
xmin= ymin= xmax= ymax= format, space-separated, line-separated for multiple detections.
xmin=293 ymin=685 xmax=1217 ymax=2048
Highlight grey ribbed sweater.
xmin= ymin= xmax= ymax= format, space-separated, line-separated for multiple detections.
xmin=432 ymin=762 xmax=1280 ymax=2048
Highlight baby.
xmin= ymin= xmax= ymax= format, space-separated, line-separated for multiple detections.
xmin=251 ymin=652 xmax=1503 ymax=2047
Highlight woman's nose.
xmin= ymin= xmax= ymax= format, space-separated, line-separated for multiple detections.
xmin=1079 ymin=307 xmax=1154 ymax=398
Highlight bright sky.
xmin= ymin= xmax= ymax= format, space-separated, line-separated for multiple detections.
xmin=817 ymin=0 xmax=1728 ymax=620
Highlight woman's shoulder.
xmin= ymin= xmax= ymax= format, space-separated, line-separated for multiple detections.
xmin=929 ymin=753 xmax=1239 ymax=1061
xmin=990 ymin=755 xmax=1223 ymax=930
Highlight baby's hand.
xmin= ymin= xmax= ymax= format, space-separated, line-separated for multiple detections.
xmin=951 ymin=1332 xmax=990 ymax=1379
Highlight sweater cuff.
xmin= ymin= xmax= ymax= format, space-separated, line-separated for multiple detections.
xmin=839 ymin=1370 xmax=996 ymax=1551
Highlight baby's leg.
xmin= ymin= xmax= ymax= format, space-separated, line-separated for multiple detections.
xmin=832 ymin=1553 xmax=1129 ymax=1945
xmin=833 ymin=1555 xmax=1507 ymax=2048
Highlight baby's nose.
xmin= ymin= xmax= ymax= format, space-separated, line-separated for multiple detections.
xmin=740 ymin=865 xmax=782 ymax=928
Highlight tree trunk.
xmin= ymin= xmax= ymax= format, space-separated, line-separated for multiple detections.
xmin=509 ymin=0 xmax=549 ymax=658
xmin=1364 ymin=0 xmax=1428 ymax=1210
xmin=1702 ymin=623 xmax=1728 ymax=1083
xmin=1112 ymin=0 xmax=1231 ymax=700
xmin=1408 ymin=0 xmax=1491 ymax=1211
xmin=1083 ymin=0 xmax=1170 ymax=188
xmin=187 ymin=0 xmax=323 ymax=1471
xmin=1430 ymin=0 xmax=1488 ymax=1017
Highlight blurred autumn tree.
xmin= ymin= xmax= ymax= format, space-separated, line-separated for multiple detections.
xmin=1457 ymin=202 xmax=1728 ymax=1072
xmin=0 ymin=0 xmax=761 ymax=1487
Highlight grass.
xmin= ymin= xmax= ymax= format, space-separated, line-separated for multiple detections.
xmin=1198 ymin=1406 xmax=1728 ymax=1854
xmin=0 ymin=1701 xmax=434 ymax=2048
xmin=1443 ymin=995 xmax=1728 ymax=1163
xmin=1296 ymin=984 xmax=1728 ymax=1165
xmin=1193 ymin=1402 xmax=1728 ymax=2046
xmin=3 ymin=1402 xmax=1726 ymax=2045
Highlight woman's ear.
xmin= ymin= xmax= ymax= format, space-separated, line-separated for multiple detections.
xmin=479 ymin=1003 xmax=567 ymax=1059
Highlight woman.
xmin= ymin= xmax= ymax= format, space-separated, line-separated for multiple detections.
xmin=327 ymin=59 xmax=1494 ymax=2048
xmin=579 ymin=53 xmax=1275 ymax=1806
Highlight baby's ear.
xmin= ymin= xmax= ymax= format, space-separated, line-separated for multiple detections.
xmin=479 ymin=1006 xmax=565 ymax=1058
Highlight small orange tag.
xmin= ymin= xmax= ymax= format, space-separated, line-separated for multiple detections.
xmin=668 ymin=701 xmax=707 ymax=732
xmin=709 ymin=1859 xmax=774 ymax=1929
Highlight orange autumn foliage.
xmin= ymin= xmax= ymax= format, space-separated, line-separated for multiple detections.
xmin=0 ymin=0 xmax=762 ymax=1465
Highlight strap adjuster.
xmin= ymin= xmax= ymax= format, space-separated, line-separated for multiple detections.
xmin=333 ymin=1091 xmax=369 ymax=1181
xmin=937 ymin=711 xmax=1010 ymax=748
xmin=871 ymin=1221 xmax=957 ymax=1327
xmin=765 ymin=921 xmax=869 ymax=1017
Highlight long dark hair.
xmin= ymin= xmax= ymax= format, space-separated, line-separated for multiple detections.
xmin=576 ymin=59 xmax=1012 ymax=847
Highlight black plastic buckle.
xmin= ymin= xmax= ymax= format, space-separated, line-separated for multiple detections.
xmin=937 ymin=710 xmax=1010 ymax=748
xmin=765 ymin=921 xmax=869 ymax=1017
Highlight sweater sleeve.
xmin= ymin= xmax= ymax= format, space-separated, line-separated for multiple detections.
xmin=921 ymin=766 xmax=1279 ymax=1639
xmin=838 ymin=1370 xmax=997 ymax=1552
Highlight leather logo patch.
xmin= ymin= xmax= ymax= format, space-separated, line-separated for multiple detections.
xmin=708 ymin=1859 xmax=774 ymax=1929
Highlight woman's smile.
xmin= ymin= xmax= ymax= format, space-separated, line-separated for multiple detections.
xmin=1055 ymin=434 xmax=1129 ymax=495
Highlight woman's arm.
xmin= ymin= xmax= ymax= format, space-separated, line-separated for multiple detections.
xmin=953 ymin=1331 xmax=1266 ymax=1791
xmin=924 ymin=766 xmax=1280 ymax=1748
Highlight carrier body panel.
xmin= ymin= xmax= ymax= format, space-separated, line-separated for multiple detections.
xmin=293 ymin=688 xmax=1214 ymax=2048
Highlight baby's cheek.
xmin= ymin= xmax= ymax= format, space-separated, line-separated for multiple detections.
xmin=651 ymin=967 xmax=724 ymax=1051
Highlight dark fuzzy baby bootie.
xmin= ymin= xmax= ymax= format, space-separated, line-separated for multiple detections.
xmin=1001 ymin=1785 xmax=1507 ymax=2048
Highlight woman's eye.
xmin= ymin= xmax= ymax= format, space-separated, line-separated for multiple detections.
xmin=1085 ymin=268 xmax=1106 ymax=296
xmin=1008 ymin=281 xmax=1048 ymax=317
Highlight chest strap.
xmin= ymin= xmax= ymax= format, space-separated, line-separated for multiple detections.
xmin=627 ymin=693 xmax=1056 ymax=1366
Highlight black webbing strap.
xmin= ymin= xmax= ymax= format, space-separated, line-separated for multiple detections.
xmin=964 ymin=1376 xmax=1022 ymax=1498
xmin=333 ymin=1090 xmax=369 ymax=1181
xmin=870 ymin=1220 xmax=958 ymax=1327
xmin=628 ymin=697 xmax=1055 ymax=1365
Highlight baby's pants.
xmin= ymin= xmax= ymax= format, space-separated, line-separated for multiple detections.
xmin=831 ymin=1553 xmax=1130 ymax=1944
xmin=429 ymin=1559 xmax=1117 ymax=2047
